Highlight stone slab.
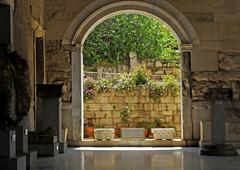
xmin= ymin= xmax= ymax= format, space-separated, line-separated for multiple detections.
xmin=59 ymin=142 xmax=67 ymax=153
xmin=26 ymin=151 xmax=37 ymax=170
xmin=37 ymin=97 xmax=62 ymax=142
xmin=151 ymin=128 xmax=176 ymax=140
xmin=29 ymin=143 xmax=59 ymax=157
xmin=28 ymin=135 xmax=57 ymax=144
xmin=200 ymin=144 xmax=238 ymax=156
xmin=13 ymin=126 xmax=28 ymax=153
xmin=0 ymin=129 xmax=16 ymax=158
xmin=211 ymin=102 xmax=225 ymax=145
xmin=0 ymin=155 xmax=26 ymax=170
xmin=121 ymin=128 xmax=144 ymax=139
xmin=94 ymin=128 xmax=114 ymax=140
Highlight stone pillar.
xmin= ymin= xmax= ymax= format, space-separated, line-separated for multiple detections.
xmin=200 ymin=88 xmax=238 ymax=156
xmin=36 ymin=84 xmax=63 ymax=142
xmin=181 ymin=49 xmax=193 ymax=143
xmin=71 ymin=44 xmax=82 ymax=141
xmin=0 ymin=129 xmax=16 ymax=158
xmin=0 ymin=129 xmax=27 ymax=170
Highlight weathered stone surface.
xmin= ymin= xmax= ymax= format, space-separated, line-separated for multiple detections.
xmin=94 ymin=128 xmax=114 ymax=140
xmin=151 ymin=128 xmax=176 ymax=139
xmin=219 ymin=51 xmax=240 ymax=71
xmin=121 ymin=128 xmax=144 ymax=139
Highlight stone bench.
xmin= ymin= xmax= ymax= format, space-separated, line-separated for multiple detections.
xmin=121 ymin=128 xmax=145 ymax=140
xmin=94 ymin=128 xmax=114 ymax=140
xmin=151 ymin=128 xmax=175 ymax=140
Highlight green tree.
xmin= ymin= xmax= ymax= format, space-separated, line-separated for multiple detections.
xmin=83 ymin=13 xmax=179 ymax=66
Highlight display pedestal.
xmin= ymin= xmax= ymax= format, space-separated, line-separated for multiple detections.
xmin=200 ymin=88 xmax=238 ymax=156
xmin=0 ymin=129 xmax=26 ymax=170
xmin=59 ymin=142 xmax=67 ymax=153
xmin=14 ymin=126 xmax=37 ymax=169
xmin=201 ymin=144 xmax=237 ymax=156
xmin=28 ymin=134 xmax=59 ymax=157
xmin=36 ymin=84 xmax=67 ymax=154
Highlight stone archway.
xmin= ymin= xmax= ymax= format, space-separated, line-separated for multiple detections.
xmin=62 ymin=0 xmax=199 ymax=144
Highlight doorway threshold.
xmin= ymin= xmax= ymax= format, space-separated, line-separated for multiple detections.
xmin=69 ymin=139 xmax=187 ymax=147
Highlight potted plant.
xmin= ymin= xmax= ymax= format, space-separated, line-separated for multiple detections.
xmin=119 ymin=106 xmax=132 ymax=127
xmin=137 ymin=122 xmax=157 ymax=138
xmin=84 ymin=119 xmax=95 ymax=139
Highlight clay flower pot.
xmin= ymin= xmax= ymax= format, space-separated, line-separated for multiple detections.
xmin=85 ymin=127 xmax=94 ymax=138
xmin=144 ymin=129 xmax=149 ymax=138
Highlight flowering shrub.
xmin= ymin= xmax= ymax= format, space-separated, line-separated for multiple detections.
xmin=96 ymin=79 xmax=112 ymax=93
xmin=131 ymin=65 xmax=151 ymax=86
xmin=112 ymin=73 xmax=136 ymax=93
xmin=83 ymin=65 xmax=180 ymax=100
xmin=149 ymin=80 xmax=166 ymax=98
xmin=162 ymin=75 xmax=180 ymax=96
xmin=83 ymin=77 xmax=97 ymax=100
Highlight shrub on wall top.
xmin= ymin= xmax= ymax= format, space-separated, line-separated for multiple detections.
xmin=83 ymin=65 xmax=180 ymax=101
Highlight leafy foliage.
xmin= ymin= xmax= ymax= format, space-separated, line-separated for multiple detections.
xmin=112 ymin=73 xmax=136 ymax=93
xmin=120 ymin=106 xmax=131 ymax=125
xmin=96 ymin=79 xmax=112 ymax=93
xmin=83 ymin=65 xmax=180 ymax=101
xmin=131 ymin=65 xmax=151 ymax=86
xmin=83 ymin=13 xmax=179 ymax=66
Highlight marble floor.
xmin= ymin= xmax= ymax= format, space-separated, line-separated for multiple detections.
xmin=37 ymin=147 xmax=240 ymax=170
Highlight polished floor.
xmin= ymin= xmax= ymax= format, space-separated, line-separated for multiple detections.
xmin=37 ymin=147 xmax=240 ymax=170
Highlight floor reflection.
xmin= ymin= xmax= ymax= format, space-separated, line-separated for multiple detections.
xmin=37 ymin=147 xmax=240 ymax=170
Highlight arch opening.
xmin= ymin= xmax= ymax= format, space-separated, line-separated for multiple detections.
xmin=64 ymin=0 xmax=198 ymax=144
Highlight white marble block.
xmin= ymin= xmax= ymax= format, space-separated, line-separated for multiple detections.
xmin=121 ymin=128 xmax=144 ymax=139
xmin=94 ymin=128 xmax=114 ymax=140
xmin=151 ymin=128 xmax=175 ymax=140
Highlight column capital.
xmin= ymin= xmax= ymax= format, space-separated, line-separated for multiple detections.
xmin=180 ymin=44 xmax=193 ymax=52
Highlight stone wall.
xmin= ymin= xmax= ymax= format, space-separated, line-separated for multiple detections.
xmin=85 ymin=59 xmax=180 ymax=80
xmin=191 ymin=51 xmax=240 ymax=140
xmin=192 ymin=51 xmax=240 ymax=101
xmin=84 ymin=88 xmax=181 ymax=137
xmin=43 ymin=0 xmax=240 ymax=143
xmin=12 ymin=0 xmax=44 ymax=130
xmin=45 ymin=39 xmax=74 ymax=140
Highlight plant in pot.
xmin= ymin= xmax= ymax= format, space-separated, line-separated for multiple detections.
xmin=84 ymin=119 xmax=95 ymax=139
xmin=136 ymin=122 xmax=149 ymax=137
xmin=116 ymin=106 xmax=131 ymax=138
xmin=120 ymin=106 xmax=131 ymax=127
xmin=137 ymin=122 xmax=157 ymax=138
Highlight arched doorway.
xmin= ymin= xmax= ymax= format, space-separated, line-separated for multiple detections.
xmin=62 ymin=0 xmax=199 ymax=144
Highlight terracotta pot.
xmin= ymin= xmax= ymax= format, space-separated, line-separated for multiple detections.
xmin=148 ymin=131 xmax=153 ymax=138
xmin=85 ymin=127 xmax=94 ymax=138
xmin=115 ymin=128 xmax=121 ymax=138
xmin=144 ymin=129 xmax=149 ymax=137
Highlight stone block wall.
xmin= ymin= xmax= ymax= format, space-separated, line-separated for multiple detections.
xmin=84 ymin=88 xmax=181 ymax=137
xmin=45 ymin=40 xmax=73 ymax=140
xmin=191 ymin=51 xmax=240 ymax=140
xmin=43 ymin=0 xmax=240 ymax=143
xmin=192 ymin=51 xmax=240 ymax=101
xmin=85 ymin=60 xmax=180 ymax=80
